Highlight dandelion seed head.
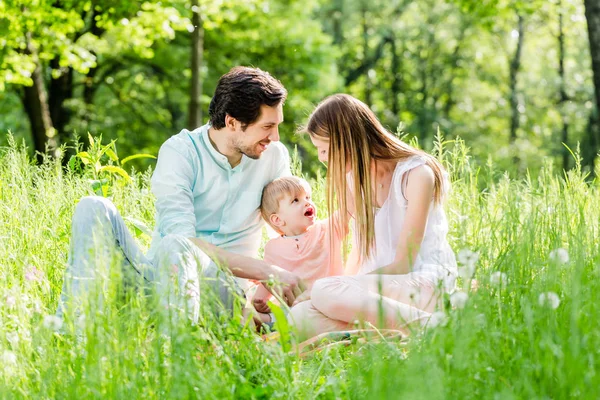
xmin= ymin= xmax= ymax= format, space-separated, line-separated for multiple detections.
xmin=549 ymin=248 xmax=569 ymax=264
xmin=490 ymin=272 xmax=508 ymax=286
xmin=538 ymin=292 xmax=560 ymax=309
xmin=42 ymin=315 xmax=63 ymax=332
xmin=428 ymin=311 xmax=448 ymax=328
xmin=458 ymin=264 xmax=476 ymax=280
xmin=407 ymin=287 xmax=422 ymax=304
xmin=458 ymin=249 xmax=480 ymax=267
xmin=2 ymin=350 xmax=17 ymax=366
xmin=450 ymin=291 xmax=469 ymax=309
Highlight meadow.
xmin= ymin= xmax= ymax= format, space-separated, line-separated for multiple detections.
xmin=1 ymin=134 xmax=599 ymax=399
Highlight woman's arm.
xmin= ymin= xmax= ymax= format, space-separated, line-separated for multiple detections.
xmin=369 ymin=165 xmax=435 ymax=275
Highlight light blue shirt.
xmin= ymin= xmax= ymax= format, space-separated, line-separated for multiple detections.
xmin=148 ymin=123 xmax=290 ymax=259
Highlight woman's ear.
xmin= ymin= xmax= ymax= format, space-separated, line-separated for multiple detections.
xmin=269 ymin=213 xmax=284 ymax=228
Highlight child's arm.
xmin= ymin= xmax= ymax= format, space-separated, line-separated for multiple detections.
xmin=253 ymin=239 xmax=287 ymax=313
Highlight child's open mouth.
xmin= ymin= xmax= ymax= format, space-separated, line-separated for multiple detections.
xmin=304 ymin=207 xmax=315 ymax=218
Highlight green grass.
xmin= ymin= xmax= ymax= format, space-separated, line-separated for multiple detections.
xmin=1 ymin=134 xmax=600 ymax=399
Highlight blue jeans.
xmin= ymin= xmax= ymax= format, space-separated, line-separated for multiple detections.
xmin=56 ymin=196 xmax=242 ymax=324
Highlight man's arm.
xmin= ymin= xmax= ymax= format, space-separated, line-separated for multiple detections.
xmin=151 ymin=137 xmax=198 ymax=239
xmin=189 ymin=237 xmax=303 ymax=305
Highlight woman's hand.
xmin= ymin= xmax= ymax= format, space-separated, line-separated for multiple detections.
xmin=292 ymin=289 xmax=311 ymax=307
xmin=264 ymin=266 xmax=306 ymax=306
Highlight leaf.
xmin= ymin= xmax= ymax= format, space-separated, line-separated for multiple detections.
xmin=88 ymin=133 xmax=95 ymax=147
xmin=267 ymin=301 xmax=292 ymax=353
xmin=77 ymin=151 xmax=91 ymax=165
xmin=99 ymin=165 xmax=132 ymax=183
xmin=105 ymin=148 xmax=119 ymax=162
xmin=121 ymin=153 xmax=157 ymax=165
xmin=123 ymin=216 xmax=153 ymax=238
xmin=89 ymin=179 xmax=110 ymax=196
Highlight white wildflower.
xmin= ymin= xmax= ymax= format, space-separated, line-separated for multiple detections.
xmin=31 ymin=299 xmax=42 ymax=314
xmin=42 ymin=315 xmax=63 ymax=332
xmin=490 ymin=272 xmax=508 ymax=287
xmin=450 ymin=291 xmax=469 ymax=309
xmin=24 ymin=265 xmax=44 ymax=282
xmin=549 ymin=248 xmax=569 ymax=265
xmin=6 ymin=331 xmax=19 ymax=346
xmin=2 ymin=350 xmax=17 ymax=366
xmin=538 ymin=292 xmax=560 ymax=310
xmin=4 ymin=295 xmax=16 ymax=310
xmin=427 ymin=311 xmax=449 ymax=328
xmin=457 ymin=249 xmax=480 ymax=268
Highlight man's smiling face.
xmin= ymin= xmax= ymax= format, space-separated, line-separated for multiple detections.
xmin=232 ymin=103 xmax=284 ymax=159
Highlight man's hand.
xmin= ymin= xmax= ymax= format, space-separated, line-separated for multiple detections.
xmin=265 ymin=267 xmax=306 ymax=307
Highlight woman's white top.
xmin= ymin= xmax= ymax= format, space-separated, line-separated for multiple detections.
xmin=355 ymin=156 xmax=457 ymax=291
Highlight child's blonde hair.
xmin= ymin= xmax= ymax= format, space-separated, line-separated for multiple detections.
xmin=260 ymin=176 xmax=311 ymax=232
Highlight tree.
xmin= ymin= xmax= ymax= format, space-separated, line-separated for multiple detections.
xmin=584 ymin=0 xmax=600 ymax=170
xmin=0 ymin=1 xmax=188 ymax=160
xmin=188 ymin=0 xmax=204 ymax=129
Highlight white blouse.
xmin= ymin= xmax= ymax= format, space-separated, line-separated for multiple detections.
xmin=355 ymin=156 xmax=457 ymax=291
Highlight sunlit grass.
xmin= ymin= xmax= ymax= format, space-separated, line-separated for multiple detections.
xmin=1 ymin=134 xmax=599 ymax=398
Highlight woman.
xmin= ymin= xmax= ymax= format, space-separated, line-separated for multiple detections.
xmin=289 ymin=94 xmax=457 ymax=338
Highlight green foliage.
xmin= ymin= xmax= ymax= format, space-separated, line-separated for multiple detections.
xmin=1 ymin=0 xmax=597 ymax=176
xmin=2 ymin=136 xmax=600 ymax=398
xmin=72 ymin=134 xmax=156 ymax=196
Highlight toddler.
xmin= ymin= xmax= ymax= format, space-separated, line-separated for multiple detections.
xmin=252 ymin=176 xmax=347 ymax=325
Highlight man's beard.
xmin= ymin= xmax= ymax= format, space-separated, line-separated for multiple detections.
xmin=234 ymin=139 xmax=267 ymax=160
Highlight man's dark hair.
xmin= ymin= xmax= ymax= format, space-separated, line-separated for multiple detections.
xmin=209 ymin=66 xmax=287 ymax=130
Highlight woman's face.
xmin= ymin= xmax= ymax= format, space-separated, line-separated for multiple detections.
xmin=310 ymin=135 xmax=353 ymax=173
xmin=310 ymin=136 xmax=329 ymax=163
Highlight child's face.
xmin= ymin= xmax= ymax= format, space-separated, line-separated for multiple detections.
xmin=274 ymin=189 xmax=317 ymax=235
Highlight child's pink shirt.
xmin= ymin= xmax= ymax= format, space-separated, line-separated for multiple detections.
xmin=263 ymin=218 xmax=345 ymax=288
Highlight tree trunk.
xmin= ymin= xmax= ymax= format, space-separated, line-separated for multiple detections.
xmin=557 ymin=1 xmax=570 ymax=171
xmin=444 ymin=23 xmax=467 ymax=118
xmin=361 ymin=3 xmax=372 ymax=107
xmin=331 ymin=0 xmax=344 ymax=45
xmin=21 ymin=33 xmax=58 ymax=162
xmin=584 ymin=0 xmax=600 ymax=171
xmin=509 ymin=14 xmax=525 ymax=144
xmin=188 ymin=0 xmax=204 ymax=129
xmin=390 ymin=36 xmax=402 ymax=117
xmin=49 ymin=57 xmax=74 ymax=137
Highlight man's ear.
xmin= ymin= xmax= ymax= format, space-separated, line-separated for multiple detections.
xmin=225 ymin=114 xmax=238 ymax=131
xmin=269 ymin=213 xmax=284 ymax=228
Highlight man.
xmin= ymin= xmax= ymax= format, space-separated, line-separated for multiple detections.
xmin=57 ymin=67 xmax=303 ymax=324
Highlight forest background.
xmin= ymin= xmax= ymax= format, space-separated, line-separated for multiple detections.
xmin=2 ymin=0 xmax=600 ymax=177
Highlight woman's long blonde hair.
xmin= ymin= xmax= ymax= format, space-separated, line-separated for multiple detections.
xmin=304 ymin=94 xmax=446 ymax=263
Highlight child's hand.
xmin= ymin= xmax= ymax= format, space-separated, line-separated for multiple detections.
xmin=292 ymin=289 xmax=311 ymax=306
xmin=253 ymin=297 xmax=271 ymax=313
